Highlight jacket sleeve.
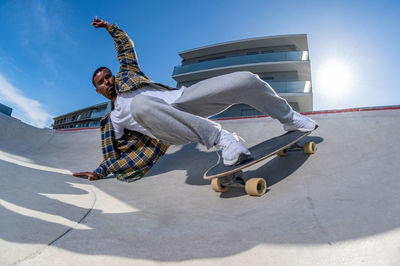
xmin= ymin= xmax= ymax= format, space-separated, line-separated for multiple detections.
xmin=106 ymin=24 xmax=141 ymax=73
xmin=96 ymin=115 xmax=168 ymax=182
xmin=93 ymin=159 xmax=111 ymax=178
xmin=93 ymin=149 xmax=164 ymax=182
xmin=93 ymin=156 xmax=139 ymax=179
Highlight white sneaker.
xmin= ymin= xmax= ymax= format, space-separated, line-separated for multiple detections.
xmin=283 ymin=111 xmax=318 ymax=132
xmin=215 ymin=130 xmax=251 ymax=166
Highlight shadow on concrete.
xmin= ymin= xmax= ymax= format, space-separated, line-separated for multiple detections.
xmin=220 ymin=153 xmax=309 ymax=199
xmin=247 ymin=136 xmax=324 ymax=187
xmin=148 ymin=142 xmax=218 ymax=186
xmin=219 ymin=136 xmax=324 ymax=199
xmin=0 ymin=160 xmax=94 ymax=247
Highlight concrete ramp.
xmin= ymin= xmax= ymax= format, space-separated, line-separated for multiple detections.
xmin=1 ymin=107 xmax=400 ymax=265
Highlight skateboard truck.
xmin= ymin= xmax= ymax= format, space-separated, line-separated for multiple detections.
xmin=278 ymin=142 xmax=317 ymax=157
xmin=218 ymin=170 xmax=245 ymax=187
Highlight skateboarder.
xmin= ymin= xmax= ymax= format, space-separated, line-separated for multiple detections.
xmin=73 ymin=17 xmax=317 ymax=182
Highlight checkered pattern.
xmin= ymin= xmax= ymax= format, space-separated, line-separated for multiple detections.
xmin=94 ymin=116 xmax=168 ymax=182
xmin=93 ymin=24 xmax=173 ymax=182
xmin=107 ymin=24 xmax=174 ymax=92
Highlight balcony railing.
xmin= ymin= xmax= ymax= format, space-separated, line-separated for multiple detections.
xmin=267 ymin=80 xmax=311 ymax=93
xmin=173 ymin=51 xmax=308 ymax=76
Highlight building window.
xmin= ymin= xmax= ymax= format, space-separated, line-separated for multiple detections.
xmin=288 ymin=102 xmax=300 ymax=112
xmin=79 ymin=111 xmax=92 ymax=119
xmin=261 ymin=77 xmax=274 ymax=81
xmin=198 ymin=56 xmax=225 ymax=63
xmin=241 ymin=108 xmax=262 ymax=117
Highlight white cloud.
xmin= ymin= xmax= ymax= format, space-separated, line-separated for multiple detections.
xmin=0 ymin=74 xmax=53 ymax=128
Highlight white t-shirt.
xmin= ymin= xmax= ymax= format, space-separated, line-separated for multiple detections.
xmin=110 ymin=84 xmax=185 ymax=139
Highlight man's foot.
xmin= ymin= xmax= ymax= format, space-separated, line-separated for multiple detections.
xmin=283 ymin=111 xmax=318 ymax=132
xmin=215 ymin=129 xmax=251 ymax=166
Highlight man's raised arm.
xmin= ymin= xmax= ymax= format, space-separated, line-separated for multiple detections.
xmin=91 ymin=16 xmax=141 ymax=72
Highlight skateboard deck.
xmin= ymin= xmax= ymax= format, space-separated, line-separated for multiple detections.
xmin=204 ymin=128 xmax=318 ymax=196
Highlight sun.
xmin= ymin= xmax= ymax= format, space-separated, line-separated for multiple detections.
xmin=317 ymin=60 xmax=353 ymax=98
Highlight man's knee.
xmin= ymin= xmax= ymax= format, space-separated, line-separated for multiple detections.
xmin=229 ymin=71 xmax=263 ymax=90
xmin=240 ymin=71 xmax=261 ymax=82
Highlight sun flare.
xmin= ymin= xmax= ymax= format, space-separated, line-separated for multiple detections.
xmin=317 ymin=60 xmax=353 ymax=97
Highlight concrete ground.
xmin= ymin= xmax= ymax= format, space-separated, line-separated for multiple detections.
xmin=1 ymin=107 xmax=400 ymax=266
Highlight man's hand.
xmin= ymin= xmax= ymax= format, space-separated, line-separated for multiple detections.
xmin=91 ymin=16 xmax=110 ymax=29
xmin=73 ymin=171 xmax=100 ymax=181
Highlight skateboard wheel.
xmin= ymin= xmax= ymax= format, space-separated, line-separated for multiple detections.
xmin=211 ymin=178 xmax=228 ymax=193
xmin=304 ymin=142 xmax=316 ymax=154
xmin=245 ymin=178 xmax=267 ymax=196
xmin=277 ymin=150 xmax=287 ymax=157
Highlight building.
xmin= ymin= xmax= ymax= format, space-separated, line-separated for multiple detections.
xmin=53 ymin=102 xmax=110 ymax=129
xmin=172 ymin=34 xmax=313 ymax=118
xmin=0 ymin=102 xmax=12 ymax=116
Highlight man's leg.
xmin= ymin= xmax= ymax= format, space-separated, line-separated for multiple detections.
xmin=172 ymin=71 xmax=294 ymax=123
xmin=173 ymin=71 xmax=317 ymax=132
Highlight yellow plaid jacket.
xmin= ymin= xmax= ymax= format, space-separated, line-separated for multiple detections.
xmin=94 ymin=24 xmax=174 ymax=182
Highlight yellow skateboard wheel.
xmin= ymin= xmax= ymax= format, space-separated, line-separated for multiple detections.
xmin=245 ymin=178 xmax=267 ymax=196
xmin=211 ymin=178 xmax=228 ymax=193
xmin=304 ymin=142 xmax=317 ymax=154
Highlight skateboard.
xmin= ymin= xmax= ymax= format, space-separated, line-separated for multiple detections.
xmin=204 ymin=127 xmax=318 ymax=197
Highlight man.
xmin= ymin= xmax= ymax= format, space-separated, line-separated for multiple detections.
xmin=73 ymin=17 xmax=317 ymax=182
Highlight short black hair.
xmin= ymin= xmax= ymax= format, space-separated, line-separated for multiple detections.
xmin=92 ymin=66 xmax=111 ymax=87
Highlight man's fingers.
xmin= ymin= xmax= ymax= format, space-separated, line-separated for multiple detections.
xmin=91 ymin=16 xmax=110 ymax=29
xmin=73 ymin=173 xmax=85 ymax=177
xmin=73 ymin=175 xmax=87 ymax=179
xmin=73 ymin=172 xmax=90 ymax=177
xmin=88 ymin=174 xmax=99 ymax=181
xmin=73 ymin=172 xmax=99 ymax=181
xmin=91 ymin=16 xmax=103 ymax=26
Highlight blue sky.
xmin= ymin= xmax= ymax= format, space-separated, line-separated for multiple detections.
xmin=0 ymin=0 xmax=399 ymax=128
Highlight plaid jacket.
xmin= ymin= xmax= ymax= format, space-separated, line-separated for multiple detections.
xmin=93 ymin=24 xmax=174 ymax=182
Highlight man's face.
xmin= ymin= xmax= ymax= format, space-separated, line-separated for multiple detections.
xmin=93 ymin=69 xmax=117 ymax=100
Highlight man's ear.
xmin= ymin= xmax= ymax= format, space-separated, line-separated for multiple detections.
xmin=95 ymin=87 xmax=101 ymax=95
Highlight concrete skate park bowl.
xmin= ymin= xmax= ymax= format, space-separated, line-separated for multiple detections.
xmin=1 ymin=106 xmax=400 ymax=265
